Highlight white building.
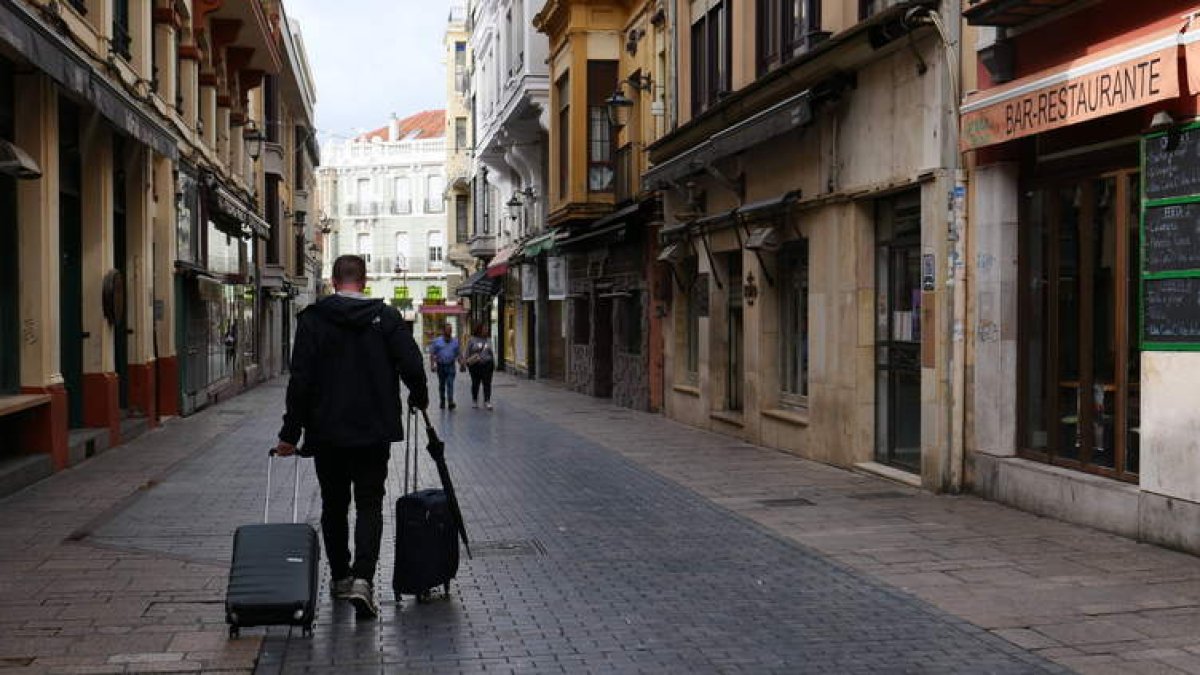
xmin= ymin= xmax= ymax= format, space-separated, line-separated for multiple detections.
xmin=317 ymin=111 xmax=462 ymax=345
xmin=466 ymin=0 xmax=556 ymax=378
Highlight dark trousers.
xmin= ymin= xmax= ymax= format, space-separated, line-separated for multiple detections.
xmin=436 ymin=363 xmax=457 ymax=404
xmin=314 ymin=444 xmax=390 ymax=582
xmin=469 ymin=363 xmax=494 ymax=402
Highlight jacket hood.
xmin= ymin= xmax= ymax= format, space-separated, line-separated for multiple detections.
xmin=311 ymin=294 xmax=385 ymax=329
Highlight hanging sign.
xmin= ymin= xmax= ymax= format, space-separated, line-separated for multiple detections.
xmin=521 ymin=264 xmax=538 ymax=301
xmin=547 ymin=256 xmax=567 ymax=300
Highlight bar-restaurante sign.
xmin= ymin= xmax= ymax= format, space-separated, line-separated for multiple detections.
xmin=962 ymin=36 xmax=1180 ymax=151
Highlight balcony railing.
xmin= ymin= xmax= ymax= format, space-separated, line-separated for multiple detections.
xmin=425 ymin=199 xmax=445 ymax=214
xmin=390 ymin=200 xmax=412 ymax=215
xmin=345 ymin=202 xmax=381 ymax=217
xmin=372 ymin=255 xmax=433 ymax=275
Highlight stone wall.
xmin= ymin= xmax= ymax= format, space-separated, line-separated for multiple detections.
xmin=613 ymin=350 xmax=648 ymax=410
xmin=568 ymin=344 xmax=593 ymax=394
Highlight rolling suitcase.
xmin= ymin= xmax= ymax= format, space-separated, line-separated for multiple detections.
xmin=392 ymin=410 xmax=470 ymax=603
xmin=225 ymin=450 xmax=319 ymax=638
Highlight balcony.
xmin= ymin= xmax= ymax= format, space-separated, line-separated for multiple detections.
xmin=425 ymin=199 xmax=445 ymax=214
xmin=390 ymin=200 xmax=412 ymax=215
xmin=345 ymin=201 xmax=381 ymax=217
xmin=371 ymin=255 xmax=434 ymax=275
xmin=468 ymin=233 xmax=497 ymax=259
xmin=963 ymin=0 xmax=1080 ymax=27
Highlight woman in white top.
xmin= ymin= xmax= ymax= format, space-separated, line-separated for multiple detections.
xmin=465 ymin=323 xmax=496 ymax=409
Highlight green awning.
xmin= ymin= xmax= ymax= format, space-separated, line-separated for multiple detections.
xmin=522 ymin=232 xmax=557 ymax=257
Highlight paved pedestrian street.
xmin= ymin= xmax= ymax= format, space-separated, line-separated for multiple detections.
xmin=2 ymin=377 xmax=1200 ymax=674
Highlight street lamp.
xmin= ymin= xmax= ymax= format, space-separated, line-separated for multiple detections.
xmin=506 ymin=193 xmax=522 ymax=220
xmin=606 ymin=73 xmax=652 ymax=129
xmin=243 ymin=121 xmax=265 ymax=162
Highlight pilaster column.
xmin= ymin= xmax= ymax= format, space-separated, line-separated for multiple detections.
xmin=200 ymin=76 xmax=218 ymax=150
xmin=216 ymin=105 xmax=231 ymax=167
xmin=152 ymin=155 xmax=179 ymax=417
xmin=179 ymin=47 xmax=199 ymax=129
xmin=153 ymin=12 xmax=177 ymax=108
xmin=130 ymin=0 xmax=154 ymax=82
xmin=15 ymin=73 xmax=67 ymax=467
xmin=80 ymin=118 xmax=119 ymax=444
xmin=125 ymin=147 xmax=157 ymax=423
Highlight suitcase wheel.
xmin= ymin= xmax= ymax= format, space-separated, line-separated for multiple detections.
xmin=443 ymin=582 xmax=450 ymax=596
xmin=228 ymin=626 xmax=240 ymax=640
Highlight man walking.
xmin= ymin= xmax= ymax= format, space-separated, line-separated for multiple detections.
xmin=429 ymin=323 xmax=464 ymax=409
xmin=276 ymin=255 xmax=428 ymax=619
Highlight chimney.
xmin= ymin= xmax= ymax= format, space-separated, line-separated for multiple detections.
xmin=388 ymin=113 xmax=400 ymax=141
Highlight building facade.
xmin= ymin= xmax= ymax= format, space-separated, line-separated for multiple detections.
xmin=645 ymin=0 xmax=964 ymax=488
xmin=533 ymin=0 xmax=672 ymax=411
xmin=445 ymin=3 xmax=475 ymax=297
xmin=317 ymin=111 xmax=461 ymax=347
xmin=963 ymin=0 xmax=1200 ymax=553
xmin=464 ymin=0 xmax=558 ymax=379
xmin=0 ymin=0 xmax=314 ymax=495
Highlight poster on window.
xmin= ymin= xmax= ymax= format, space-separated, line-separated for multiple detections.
xmin=521 ymin=264 xmax=538 ymax=301
xmin=547 ymin=256 xmax=567 ymax=300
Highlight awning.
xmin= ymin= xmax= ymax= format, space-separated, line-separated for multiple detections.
xmin=208 ymin=184 xmax=270 ymax=239
xmin=657 ymin=241 xmax=690 ymax=263
xmin=486 ymin=244 xmax=520 ymax=277
xmin=963 ymin=0 xmax=1078 ymax=27
xmin=419 ymin=304 xmax=467 ymax=315
xmin=456 ymin=269 xmax=503 ymax=297
xmin=961 ymin=25 xmax=1183 ymax=151
xmin=521 ymin=231 xmax=557 ymax=257
xmin=0 ymin=0 xmax=178 ymax=160
xmin=737 ymin=190 xmax=801 ymax=222
xmin=693 ymin=208 xmax=738 ymax=232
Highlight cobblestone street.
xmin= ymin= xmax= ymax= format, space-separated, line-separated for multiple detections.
xmin=1 ymin=375 xmax=1199 ymax=673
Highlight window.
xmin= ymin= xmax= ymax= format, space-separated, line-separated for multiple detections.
xmin=587 ymin=61 xmax=617 ymax=192
xmin=393 ymin=177 xmax=410 ymax=214
xmin=691 ymin=0 xmax=730 ymax=116
xmin=780 ymin=238 xmax=809 ymax=404
xmin=757 ymin=0 xmax=821 ymax=75
xmin=428 ymin=231 xmax=445 ymax=269
xmin=455 ymin=194 xmax=469 ymax=241
xmin=1020 ymin=172 xmax=1141 ymax=480
xmin=112 ymin=0 xmax=131 ymax=60
xmin=394 ymin=232 xmax=409 ymax=269
xmin=557 ymin=74 xmax=570 ymax=201
xmin=455 ymin=117 xmax=468 ymax=150
xmin=264 ymin=76 xmax=280 ymax=142
xmin=454 ymin=42 xmax=467 ymax=92
xmin=427 ymin=175 xmax=445 ymax=213
xmin=266 ymin=176 xmax=280 ymax=265
xmin=356 ymin=232 xmax=372 ymax=262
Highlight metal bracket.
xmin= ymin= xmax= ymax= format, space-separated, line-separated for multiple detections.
xmin=703 ymin=165 xmax=744 ymax=202
xmin=699 ymin=230 xmax=723 ymax=290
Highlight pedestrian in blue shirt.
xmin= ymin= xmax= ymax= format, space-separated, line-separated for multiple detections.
xmin=428 ymin=323 xmax=465 ymax=409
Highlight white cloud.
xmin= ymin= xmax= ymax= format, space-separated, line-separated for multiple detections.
xmin=286 ymin=0 xmax=449 ymax=140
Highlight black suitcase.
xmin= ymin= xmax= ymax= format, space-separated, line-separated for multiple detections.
xmin=392 ymin=410 xmax=468 ymax=603
xmin=225 ymin=451 xmax=319 ymax=638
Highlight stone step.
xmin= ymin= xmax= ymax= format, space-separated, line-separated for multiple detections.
xmin=66 ymin=428 xmax=109 ymax=466
xmin=0 ymin=453 xmax=53 ymax=500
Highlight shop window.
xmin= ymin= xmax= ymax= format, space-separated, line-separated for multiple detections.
xmin=779 ymin=238 xmax=809 ymax=405
xmin=573 ymin=297 xmax=591 ymax=345
xmin=1020 ymin=172 xmax=1140 ymax=481
xmin=0 ymin=57 xmax=16 ymax=395
xmin=691 ymin=0 xmax=731 ymax=116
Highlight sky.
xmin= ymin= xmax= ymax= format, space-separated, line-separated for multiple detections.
xmin=286 ymin=0 xmax=451 ymax=141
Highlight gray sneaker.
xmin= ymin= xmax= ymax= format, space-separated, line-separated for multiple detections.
xmin=346 ymin=578 xmax=379 ymax=619
xmin=332 ymin=576 xmax=354 ymax=599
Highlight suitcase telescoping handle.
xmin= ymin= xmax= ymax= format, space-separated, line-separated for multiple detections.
xmin=264 ymin=448 xmax=302 ymax=525
xmin=404 ymin=408 xmax=419 ymax=493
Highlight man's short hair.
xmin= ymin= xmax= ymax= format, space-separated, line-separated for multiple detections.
xmin=332 ymin=255 xmax=367 ymax=286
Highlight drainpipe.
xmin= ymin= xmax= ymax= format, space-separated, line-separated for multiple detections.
xmin=907 ymin=3 xmax=965 ymax=493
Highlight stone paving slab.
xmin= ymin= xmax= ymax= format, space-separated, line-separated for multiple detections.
xmin=2 ymin=374 xmax=1198 ymax=673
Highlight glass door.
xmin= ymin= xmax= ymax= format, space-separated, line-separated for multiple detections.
xmin=875 ymin=192 xmax=922 ymax=472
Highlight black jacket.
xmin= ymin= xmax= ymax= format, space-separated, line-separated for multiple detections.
xmin=279 ymin=294 xmax=429 ymax=449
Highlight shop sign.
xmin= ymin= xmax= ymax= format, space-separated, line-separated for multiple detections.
xmin=547 ymin=256 xmax=567 ymax=300
xmin=962 ymin=34 xmax=1179 ymax=151
xmin=521 ymin=264 xmax=538 ymax=301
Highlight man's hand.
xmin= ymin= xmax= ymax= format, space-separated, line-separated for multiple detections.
xmin=274 ymin=441 xmax=297 ymax=457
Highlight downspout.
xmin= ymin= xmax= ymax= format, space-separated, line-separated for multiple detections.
xmin=908 ymin=3 xmax=965 ymax=493
xmin=667 ymin=0 xmax=678 ymax=130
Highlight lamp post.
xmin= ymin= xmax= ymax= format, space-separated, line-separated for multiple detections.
xmin=243 ymin=121 xmax=265 ymax=162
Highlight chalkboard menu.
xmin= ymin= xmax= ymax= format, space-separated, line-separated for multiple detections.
xmin=1143 ymin=203 xmax=1200 ymax=274
xmin=1143 ymin=123 xmax=1200 ymax=350
xmin=1145 ymin=126 xmax=1200 ymax=200
xmin=1143 ymin=278 xmax=1200 ymax=344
